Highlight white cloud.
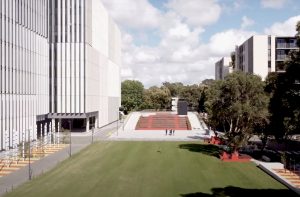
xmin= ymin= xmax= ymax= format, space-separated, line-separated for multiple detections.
xmin=121 ymin=68 xmax=134 ymax=78
xmin=261 ymin=0 xmax=288 ymax=9
xmin=165 ymin=0 xmax=221 ymax=27
xmin=104 ymin=0 xmax=298 ymax=87
xmin=221 ymin=0 xmax=246 ymax=14
xmin=114 ymin=0 xmax=260 ymax=87
xmin=120 ymin=25 xmax=257 ymax=87
xmin=264 ymin=15 xmax=300 ymax=36
xmin=101 ymin=0 xmax=162 ymax=29
xmin=241 ymin=16 xmax=255 ymax=29
xmin=209 ymin=29 xmax=256 ymax=56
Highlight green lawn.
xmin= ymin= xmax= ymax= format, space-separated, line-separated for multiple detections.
xmin=5 ymin=141 xmax=297 ymax=197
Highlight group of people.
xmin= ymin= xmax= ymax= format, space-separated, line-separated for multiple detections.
xmin=165 ymin=129 xmax=175 ymax=136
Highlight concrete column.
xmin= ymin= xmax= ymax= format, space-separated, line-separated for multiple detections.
xmin=95 ymin=116 xmax=99 ymax=128
xmin=4 ymin=130 xmax=9 ymax=150
xmin=51 ymin=119 xmax=55 ymax=132
xmin=58 ymin=119 xmax=62 ymax=144
xmin=44 ymin=123 xmax=47 ymax=144
xmin=41 ymin=123 xmax=44 ymax=139
xmin=49 ymin=121 xmax=53 ymax=144
xmin=86 ymin=118 xmax=90 ymax=132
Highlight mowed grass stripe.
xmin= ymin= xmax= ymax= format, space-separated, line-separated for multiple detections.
xmin=4 ymin=141 xmax=296 ymax=197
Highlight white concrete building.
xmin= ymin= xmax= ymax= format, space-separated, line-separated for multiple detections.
xmin=48 ymin=0 xmax=121 ymax=133
xmin=215 ymin=57 xmax=233 ymax=80
xmin=171 ymin=97 xmax=179 ymax=112
xmin=0 ymin=0 xmax=49 ymax=150
xmin=0 ymin=0 xmax=121 ymax=150
xmin=235 ymin=35 xmax=297 ymax=80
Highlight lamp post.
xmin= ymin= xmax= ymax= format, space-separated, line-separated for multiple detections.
xmin=92 ymin=127 xmax=94 ymax=144
xmin=69 ymin=120 xmax=72 ymax=157
xmin=28 ymin=129 xmax=32 ymax=180
xmin=117 ymin=110 xmax=119 ymax=136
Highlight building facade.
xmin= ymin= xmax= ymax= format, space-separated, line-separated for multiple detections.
xmin=215 ymin=57 xmax=233 ymax=80
xmin=0 ymin=0 xmax=121 ymax=150
xmin=48 ymin=0 xmax=121 ymax=133
xmin=234 ymin=35 xmax=297 ymax=80
xmin=0 ymin=0 xmax=49 ymax=150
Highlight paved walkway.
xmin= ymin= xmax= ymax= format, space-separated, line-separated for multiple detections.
xmin=110 ymin=112 xmax=213 ymax=141
xmin=0 ymin=122 xmax=118 ymax=196
xmin=254 ymin=160 xmax=300 ymax=195
xmin=109 ymin=129 xmax=211 ymax=141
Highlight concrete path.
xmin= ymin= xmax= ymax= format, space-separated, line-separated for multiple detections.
xmin=123 ymin=112 xmax=141 ymax=130
xmin=188 ymin=112 xmax=202 ymax=130
xmin=110 ymin=112 xmax=211 ymax=141
xmin=255 ymin=160 xmax=300 ymax=195
xmin=109 ymin=128 xmax=210 ymax=141
xmin=0 ymin=122 xmax=118 ymax=196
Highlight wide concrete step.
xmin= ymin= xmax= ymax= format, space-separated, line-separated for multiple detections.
xmin=0 ymin=167 xmax=20 ymax=171
xmin=0 ymin=171 xmax=12 ymax=175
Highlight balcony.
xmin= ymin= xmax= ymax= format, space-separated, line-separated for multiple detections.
xmin=276 ymin=43 xmax=298 ymax=49
xmin=276 ymin=54 xmax=289 ymax=61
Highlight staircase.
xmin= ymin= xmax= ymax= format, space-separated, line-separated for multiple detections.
xmin=135 ymin=113 xmax=191 ymax=130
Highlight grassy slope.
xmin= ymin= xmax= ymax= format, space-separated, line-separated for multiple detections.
xmin=5 ymin=142 xmax=296 ymax=197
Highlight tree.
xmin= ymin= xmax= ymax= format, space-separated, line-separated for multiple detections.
xmin=162 ymin=82 xmax=184 ymax=97
xmin=201 ymin=79 xmax=214 ymax=86
xmin=121 ymin=80 xmax=144 ymax=112
xmin=267 ymin=21 xmax=300 ymax=140
xmin=205 ymin=72 xmax=269 ymax=152
xmin=179 ymin=84 xmax=203 ymax=111
xmin=283 ymin=21 xmax=300 ymax=136
xmin=231 ymin=52 xmax=236 ymax=69
xmin=198 ymin=86 xmax=208 ymax=113
xmin=141 ymin=86 xmax=171 ymax=110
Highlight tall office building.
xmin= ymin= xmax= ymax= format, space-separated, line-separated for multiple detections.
xmin=234 ymin=35 xmax=297 ymax=79
xmin=0 ymin=0 xmax=121 ymax=150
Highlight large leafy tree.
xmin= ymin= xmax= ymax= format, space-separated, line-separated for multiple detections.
xmin=205 ymin=72 xmax=269 ymax=151
xmin=162 ymin=82 xmax=184 ymax=97
xmin=121 ymin=80 xmax=144 ymax=112
xmin=201 ymin=79 xmax=214 ymax=86
xmin=198 ymin=85 xmax=208 ymax=113
xmin=141 ymin=86 xmax=171 ymax=110
xmin=267 ymin=21 xmax=300 ymax=139
xmin=179 ymin=84 xmax=203 ymax=111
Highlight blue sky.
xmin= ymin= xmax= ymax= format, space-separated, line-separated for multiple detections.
xmin=101 ymin=0 xmax=300 ymax=87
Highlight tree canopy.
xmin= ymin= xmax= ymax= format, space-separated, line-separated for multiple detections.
xmin=141 ymin=86 xmax=171 ymax=110
xmin=121 ymin=80 xmax=144 ymax=112
xmin=266 ymin=21 xmax=300 ymax=139
xmin=179 ymin=84 xmax=203 ymax=111
xmin=205 ymin=72 xmax=269 ymax=150
xmin=162 ymin=82 xmax=184 ymax=97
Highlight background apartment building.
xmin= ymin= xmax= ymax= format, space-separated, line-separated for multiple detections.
xmin=215 ymin=57 xmax=233 ymax=80
xmin=0 ymin=0 xmax=121 ymax=151
xmin=234 ymin=35 xmax=297 ymax=79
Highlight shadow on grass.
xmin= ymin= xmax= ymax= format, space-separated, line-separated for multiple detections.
xmin=180 ymin=186 xmax=298 ymax=197
xmin=179 ymin=144 xmax=220 ymax=158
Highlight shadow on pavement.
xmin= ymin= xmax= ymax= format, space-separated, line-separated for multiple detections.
xmin=180 ymin=186 xmax=298 ymax=197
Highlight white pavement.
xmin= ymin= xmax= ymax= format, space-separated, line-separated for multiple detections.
xmin=255 ymin=160 xmax=300 ymax=195
xmin=188 ymin=112 xmax=202 ymax=130
xmin=109 ymin=112 xmax=213 ymax=141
